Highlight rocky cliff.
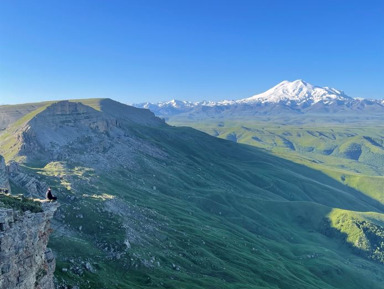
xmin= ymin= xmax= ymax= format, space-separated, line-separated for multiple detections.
xmin=0 ymin=202 xmax=58 ymax=289
xmin=0 ymin=156 xmax=9 ymax=191
xmin=0 ymin=153 xmax=58 ymax=288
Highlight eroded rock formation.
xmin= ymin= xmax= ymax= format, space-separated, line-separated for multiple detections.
xmin=0 ymin=202 xmax=58 ymax=289
xmin=0 ymin=156 xmax=9 ymax=191
xmin=0 ymin=154 xmax=57 ymax=288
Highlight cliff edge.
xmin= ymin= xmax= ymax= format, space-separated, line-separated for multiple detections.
xmin=0 ymin=153 xmax=58 ymax=289
xmin=0 ymin=203 xmax=58 ymax=289
xmin=0 ymin=201 xmax=58 ymax=289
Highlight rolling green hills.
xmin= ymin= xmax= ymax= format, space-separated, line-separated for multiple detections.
xmin=168 ymin=117 xmax=384 ymax=204
xmin=1 ymin=99 xmax=384 ymax=288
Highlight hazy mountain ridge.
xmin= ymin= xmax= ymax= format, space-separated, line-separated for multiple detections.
xmin=135 ymin=80 xmax=384 ymax=118
xmin=2 ymin=99 xmax=384 ymax=288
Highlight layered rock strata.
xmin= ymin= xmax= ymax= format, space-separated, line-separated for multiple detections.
xmin=0 ymin=156 xmax=9 ymax=191
xmin=0 ymin=202 xmax=58 ymax=289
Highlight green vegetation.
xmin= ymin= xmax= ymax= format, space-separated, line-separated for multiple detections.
xmin=0 ymin=192 xmax=43 ymax=213
xmin=0 ymin=103 xmax=51 ymax=161
xmin=327 ymin=209 xmax=384 ymax=263
xmin=69 ymin=98 xmax=105 ymax=111
xmin=44 ymin=125 xmax=384 ymax=288
xmin=169 ymin=118 xmax=384 ymax=203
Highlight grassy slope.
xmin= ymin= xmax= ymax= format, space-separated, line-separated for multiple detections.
xmin=0 ymin=98 xmax=105 ymax=129
xmin=169 ymin=118 xmax=384 ymax=203
xmin=0 ymin=192 xmax=43 ymax=213
xmin=45 ymin=131 xmax=384 ymax=288
xmin=2 ymin=104 xmax=384 ymax=288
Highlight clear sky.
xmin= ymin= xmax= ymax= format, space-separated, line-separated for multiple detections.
xmin=1 ymin=0 xmax=383 ymax=105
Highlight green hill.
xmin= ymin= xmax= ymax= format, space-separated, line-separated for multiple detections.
xmin=1 ymin=100 xmax=384 ymax=288
xmin=169 ymin=118 xmax=384 ymax=203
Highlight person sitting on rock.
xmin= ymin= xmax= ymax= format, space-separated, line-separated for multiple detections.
xmin=46 ymin=187 xmax=57 ymax=201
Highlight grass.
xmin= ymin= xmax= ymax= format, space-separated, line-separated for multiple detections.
xmin=0 ymin=103 xmax=51 ymax=161
xmin=0 ymin=192 xmax=43 ymax=213
xmin=327 ymin=208 xmax=384 ymax=263
xmin=168 ymin=119 xmax=384 ymax=203
xmin=42 ymin=124 xmax=384 ymax=288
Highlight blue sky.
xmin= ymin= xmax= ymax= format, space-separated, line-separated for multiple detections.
xmin=1 ymin=0 xmax=383 ymax=105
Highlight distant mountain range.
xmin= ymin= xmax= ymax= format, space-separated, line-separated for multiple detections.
xmin=135 ymin=80 xmax=384 ymax=118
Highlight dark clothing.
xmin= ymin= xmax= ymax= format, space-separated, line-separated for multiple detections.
xmin=46 ymin=189 xmax=57 ymax=201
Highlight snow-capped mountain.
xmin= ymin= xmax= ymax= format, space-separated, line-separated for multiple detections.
xmin=237 ymin=80 xmax=352 ymax=105
xmin=134 ymin=80 xmax=384 ymax=118
xmin=139 ymin=99 xmax=203 ymax=116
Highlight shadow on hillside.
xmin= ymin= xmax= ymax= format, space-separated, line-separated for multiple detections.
xmin=164 ymin=125 xmax=384 ymax=213
xmin=158 ymin=125 xmax=384 ymax=266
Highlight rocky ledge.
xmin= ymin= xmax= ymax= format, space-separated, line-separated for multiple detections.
xmin=0 ymin=201 xmax=59 ymax=289
xmin=0 ymin=155 xmax=9 ymax=191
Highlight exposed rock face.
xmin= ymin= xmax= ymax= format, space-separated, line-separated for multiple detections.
xmin=0 ymin=202 xmax=58 ymax=289
xmin=0 ymin=156 xmax=9 ymax=191
xmin=16 ymin=100 xmax=168 ymax=170
xmin=20 ymin=101 xmax=112 ymax=154
xmin=21 ymin=100 xmax=165 ymax=153
xmin=8 ymin=161 xmax=47 ymax=199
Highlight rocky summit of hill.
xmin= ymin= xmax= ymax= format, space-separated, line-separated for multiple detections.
xmin=1 ymin=99 xmax=384 ymax=288
xmin=2 ymin=99 xmax=166 ymax=169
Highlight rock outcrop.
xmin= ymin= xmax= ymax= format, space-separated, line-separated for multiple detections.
xmin=0 ymin=153 xmax=57 ymax=288
xmin=0 ymin=202 xmax=58 ymax=289
xmin=8 ymin=161 xmax=47 ymax=199
xmin=12 ymin=100 xmax=167 ymax=169
xmin=0 ymin=156 xmax=9 ymax=191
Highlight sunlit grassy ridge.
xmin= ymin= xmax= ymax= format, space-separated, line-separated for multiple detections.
xmin=70 ymin=98 xmax=105 ymax=111
xmin=0 ymin=104 xmax=51 ymax=161
xmin=0 ymin=99 xmax=106 ymax=161
xmin=2 ymin=101 xmax=384 ymax=288
xmin=327 ymin=208 xmax=384 ymax=263
xmin=0 ymin=98 xmax=106 ymax=129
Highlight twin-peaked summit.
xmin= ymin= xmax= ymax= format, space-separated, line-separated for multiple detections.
xmin=238 ymin=79 xmax=351 ymax=105
xmin=136 ymin=80 xmax=384 ymax=118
